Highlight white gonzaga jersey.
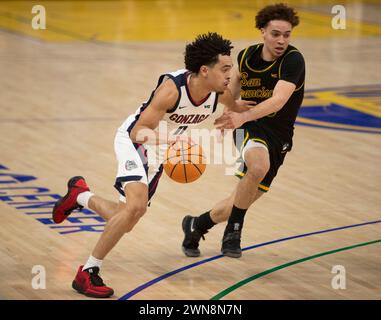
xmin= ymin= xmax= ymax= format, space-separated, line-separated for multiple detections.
xmin=118 ymin=69 xmax=219 ymax=169
xmin=114 ymin=70 xmax=219 ymax=200
xmin=119 ymin=69 xmax=219 ymax=137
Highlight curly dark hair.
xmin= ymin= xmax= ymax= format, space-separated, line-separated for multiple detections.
xmin=184 ymin=32 xmax=233 ymax=73
xmin=255 ymin=3 xmax=299 ymax=29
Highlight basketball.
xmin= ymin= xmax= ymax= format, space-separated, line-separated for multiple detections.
xmin=163 ymin=140 xmax=206 ymax=183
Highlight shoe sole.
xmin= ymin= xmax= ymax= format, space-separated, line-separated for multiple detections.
xmin=72 ymin=280 xmax=114 ymax=298
xmin=221 ymin=250 xmax=242 ymax=258
xmin=181 ymin=216 xmax=200 ymax=257
xmin=181 ymin=246 xmax=200 ymax=257
xmin=52 ymin=176 xmax=85 ymax=223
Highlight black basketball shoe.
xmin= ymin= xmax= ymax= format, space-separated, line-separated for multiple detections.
xmin=181 ymin=215 xmax=207 ymax=257
xmin=221 ymin=223 xmax=242 ymax=258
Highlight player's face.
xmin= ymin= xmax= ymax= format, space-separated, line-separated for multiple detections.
xmin=206 ymin=54 xmax=233 ymax=93
xmin=261 ymin=20 xmax=292 ymax=59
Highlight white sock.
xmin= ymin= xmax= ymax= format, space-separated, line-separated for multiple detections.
xmin=76 ymin=191 xmax=94 ymax=209
xmin=83 ymin=255 xmax=103 ymax=271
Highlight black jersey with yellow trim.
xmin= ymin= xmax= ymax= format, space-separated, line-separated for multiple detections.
xmin=237 ymin=44 xmax=305 ymax=147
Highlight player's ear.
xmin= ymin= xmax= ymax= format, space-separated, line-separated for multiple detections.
xmin=199 ymin=65 xmax=209 ymax=77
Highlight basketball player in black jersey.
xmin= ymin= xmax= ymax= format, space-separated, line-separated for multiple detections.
xmin=182 ymin=4 xmax=305 ymax=258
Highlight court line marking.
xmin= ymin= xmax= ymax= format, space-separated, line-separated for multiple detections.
xmin=118 ymin=219 xmax=381 ymax=300
xmin=211 ymin=238 xmax=381 ymax=300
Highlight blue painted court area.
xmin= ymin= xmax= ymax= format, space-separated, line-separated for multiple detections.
xmin=299 ymin=103 xmax=381 ymax=128
xmin=297 ymin=84 xmax=381 ymax=133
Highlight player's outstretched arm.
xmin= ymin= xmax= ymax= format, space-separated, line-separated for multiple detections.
xmin=215 ymin=80 xmax=296 ymax=129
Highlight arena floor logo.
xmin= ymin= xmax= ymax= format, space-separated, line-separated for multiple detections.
xmin=297 ymin=84 xmax=381 ymax=134
xmin=0 ymin=164 xmax=106 ymax=234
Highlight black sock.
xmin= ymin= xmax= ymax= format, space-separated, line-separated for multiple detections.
xmin=195 ymin=211 xmax=216 ymax=233
xmin=226 ymin=205 xmax=247 ymax=232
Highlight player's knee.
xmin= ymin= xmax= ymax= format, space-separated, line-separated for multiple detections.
xmin=246 ymin=163 xmax=269 ymax=182
xmin=129 ymin=202 xmax=147 ymax=219
xmin=118 ymin=204 xmax=147 ymax=233
xmin=113 ymin=211 xmax=133 ymax=233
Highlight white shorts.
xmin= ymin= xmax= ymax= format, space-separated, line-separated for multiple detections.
xmin=114 ymin=129 xmax=164 ymax=202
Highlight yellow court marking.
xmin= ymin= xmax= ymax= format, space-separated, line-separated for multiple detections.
xmin=1 ymin=0 xmax=381 ymax=42
xmin=303 ymin=91 xmax=381 ymax=118
xmin=294 ymin=8 xmax=381 ymax=38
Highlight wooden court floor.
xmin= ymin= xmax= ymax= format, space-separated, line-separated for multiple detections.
xmin=0 ymin=1 xmax=380 ymax=300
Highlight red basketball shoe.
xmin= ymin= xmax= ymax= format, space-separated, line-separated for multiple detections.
xmin=72 ymin=265 xmax=114 ymax=298
xmin=52 ymin=176 xmax=89 ymax=224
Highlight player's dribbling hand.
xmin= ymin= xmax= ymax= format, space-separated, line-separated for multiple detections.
xmin=214 ymin=111 xmax=245 ymax=130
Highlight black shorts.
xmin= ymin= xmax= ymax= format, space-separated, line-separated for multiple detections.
xmin=233 ymin=121 xmax=291 ymax=192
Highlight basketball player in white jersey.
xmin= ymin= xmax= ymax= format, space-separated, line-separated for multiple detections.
xmin=52 ymin=32 xmax=251 ymax=298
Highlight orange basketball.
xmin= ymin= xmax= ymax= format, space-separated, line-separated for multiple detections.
xmin=163 ymin=140 xmax=206 ymax=183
